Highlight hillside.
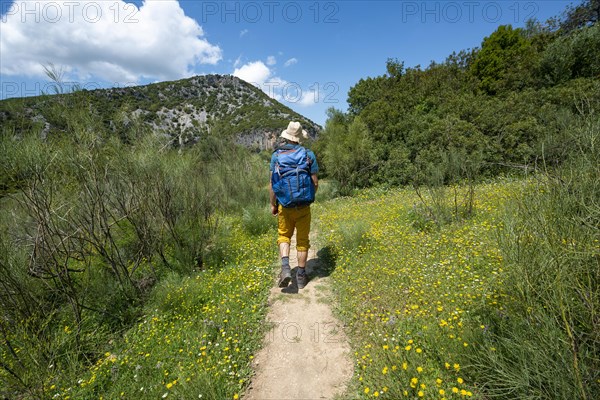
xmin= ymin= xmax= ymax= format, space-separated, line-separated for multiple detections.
xmin=0 ymin=74 xmax=321 ymax=150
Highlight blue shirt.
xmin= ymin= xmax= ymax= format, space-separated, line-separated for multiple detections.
xmin=270 ymin=144 xmax=319 ymax=175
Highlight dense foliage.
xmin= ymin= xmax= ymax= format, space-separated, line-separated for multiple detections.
xmin=316 ymin=11 xmax=600 ymax=192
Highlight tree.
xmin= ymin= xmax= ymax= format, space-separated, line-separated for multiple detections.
xmin=539 ymin=24 xmax=600 ymax=85
xmin=471 ymin=25 xmax=536 ymax=94
xmin=347 ymin=76 xmax=386 ymax=116
xmin=560 ymin=0 xmax=600 ymax=32
xmin=386 ymin=58 xmax=405 ymax=78
xmin=320 ymin=111 xmax=375 ymax=191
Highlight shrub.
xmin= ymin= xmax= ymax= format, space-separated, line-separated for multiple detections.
xmin=242 ymin=205 xmax=275 ymax=236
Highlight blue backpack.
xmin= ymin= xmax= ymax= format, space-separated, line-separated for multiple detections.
xmin=271 ymin=147 xmax=315 ymax=208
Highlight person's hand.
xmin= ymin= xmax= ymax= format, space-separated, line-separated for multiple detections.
xmin=271 ymin=204 xmax=278 ymax=216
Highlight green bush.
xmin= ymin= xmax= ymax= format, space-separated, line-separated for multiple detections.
xmin=313 ymin=179 xmax=340 ymax=203
xmin=319 ymin=111 xmax=376 ymax=193
xmin=242 ymin=205 xmax=275 ymax=236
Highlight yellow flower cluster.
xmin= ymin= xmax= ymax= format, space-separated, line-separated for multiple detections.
xmin=48 ymin=220 xmax=275 ymax=399
xmin=315 ymin=181 xmax=519 ymax=398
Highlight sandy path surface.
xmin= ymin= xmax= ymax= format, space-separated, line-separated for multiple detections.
xmin=244 ymin=234 xmax=353 ymax=400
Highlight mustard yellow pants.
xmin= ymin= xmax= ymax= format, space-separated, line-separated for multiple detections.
xmin=277 ymin=204 xmax=311 ymax=251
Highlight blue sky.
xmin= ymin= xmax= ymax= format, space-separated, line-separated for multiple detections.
xmin=1 ymin=1 xmax=575 ymax=126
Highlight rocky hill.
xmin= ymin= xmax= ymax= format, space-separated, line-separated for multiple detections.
xmin=0 ymin=75 xmax=321 ymax=150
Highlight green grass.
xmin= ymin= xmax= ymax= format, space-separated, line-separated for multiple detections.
xmin=314 ymin=173 xmax=599 ymax=399
xmin=42 ymin=221 xmax=276 ymax=400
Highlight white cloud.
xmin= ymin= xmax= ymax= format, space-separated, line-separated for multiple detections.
xmin=264 ymin=76 xmax=288 ymax=100
xmin=240 ymin=29 xmax=248 ymax=37
xmin=0 ymin=0 xmax=222 ymax=83
xmin=266 ymin=55 xmax=276 ymax=66
xmin=233 ymin=61 xmax=271 ymax=86
xmin=284 ymin=58 xmax=298 ymax=67
xmin=232 ymin=60 xmax=289 ymax=100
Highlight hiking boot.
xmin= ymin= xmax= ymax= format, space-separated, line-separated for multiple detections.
xmin=278 ymin=265 xmax=292 ymax=288
xmin=296 ymin=268 xmax=308 ymax=289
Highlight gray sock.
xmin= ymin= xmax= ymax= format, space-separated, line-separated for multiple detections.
xmin=297 ymin=267 xmax=306 ymax=275
xmin=281 ymin=256 xmax=290 ymax=268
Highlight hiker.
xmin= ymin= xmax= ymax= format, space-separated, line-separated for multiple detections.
xmin=269 ymin=121 xmax=319 ymax=289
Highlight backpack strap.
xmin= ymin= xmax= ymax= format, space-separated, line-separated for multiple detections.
xmin=277 ymin=148 xmax=298 ymax=156
xmin=305 ymin=148 xmax=312 ymax=169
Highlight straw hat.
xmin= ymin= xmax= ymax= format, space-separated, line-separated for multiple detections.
xmin=280 ymin=121 xmax=309 ymax=143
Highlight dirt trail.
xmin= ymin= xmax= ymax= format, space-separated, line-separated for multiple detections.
xmin=244 ymin=233 xmax=353 ymax=400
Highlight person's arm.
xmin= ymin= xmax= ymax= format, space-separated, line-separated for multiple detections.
xmin=311 ymin=174 xmax=318 ymax=194
xmin=269 ymin=177 xmax=278 ymax=216
xmin=269 ymin=153 xmax=279 ymax=216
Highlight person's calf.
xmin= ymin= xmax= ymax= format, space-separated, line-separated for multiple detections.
xmin=297 ymin=250 xmax=308 ymax=268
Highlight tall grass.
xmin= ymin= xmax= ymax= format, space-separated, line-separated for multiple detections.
xmin=468 ymin=116 xmax=599 ymax=399
xmin=0 ymin=91 xmax=273 ymax=398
